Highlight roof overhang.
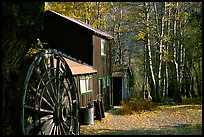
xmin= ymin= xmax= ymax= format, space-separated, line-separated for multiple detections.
xmin=112 ymin=64 xmax=132 ymax=77
xmin=63 ymin=57 xmax=97 ymax=76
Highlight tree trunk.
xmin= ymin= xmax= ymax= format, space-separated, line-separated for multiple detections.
xmin=164 ymin=2 xmax=171 ymax=98
xmin=156 ymin=2 xmax=165 ymax=102
xmin=197 ymin=59 xmax=202 ymax=97
xmin=143 ymin=36 xmax=147 ymax=98
xmin=185 ymin=76 xmax=191 ymax=98
xmin=193 ymin=62 xmax=201 ymax=97
xmin=2 ymin=2 xmax=44 ymax=135
xmin=173 ymin=2 xmax=182 ymax=103
xmin=191 ymin=75 xmax=196 ymax=98
xmin=145 ymin=2 xmax=157 ymax=101
xmin=196 ymin=74 xmax=201 ymax=97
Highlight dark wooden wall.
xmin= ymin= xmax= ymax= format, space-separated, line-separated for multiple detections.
xmin=43 ymin=10 xmax=93 ymax=66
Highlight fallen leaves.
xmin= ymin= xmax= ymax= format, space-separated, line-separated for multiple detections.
xmin=80 ymin=104 xmax=202 ymax=135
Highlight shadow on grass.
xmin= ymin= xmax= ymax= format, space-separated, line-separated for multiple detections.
xmin=85 ymin=124 xmax=202 ymax=135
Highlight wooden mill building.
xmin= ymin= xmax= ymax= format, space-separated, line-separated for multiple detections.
xmin=43 ymin=10 xmax=114 ymax=111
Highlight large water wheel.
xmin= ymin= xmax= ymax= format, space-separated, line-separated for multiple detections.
xmin=19 ymin=49 xmax=80 ymax=135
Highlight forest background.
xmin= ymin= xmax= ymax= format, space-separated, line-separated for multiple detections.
xmin=45 ymin=2 xmax=202 ymax=103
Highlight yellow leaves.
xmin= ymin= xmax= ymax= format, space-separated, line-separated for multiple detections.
xmin=164 ymin=16 xmax=170 ymax=22
xmin=26 ymin=47 xmax=42 ymax=58
xmin=44 ymin=2 xmax=49 ymax=11
xmin=92 ymin=23 xmax=98 ymax=29
xmin=172 ymin=111 xmax=181 ymax=115
xmin=123 ymin=14 xmax=129 ymax=19
xmin=133 ymin=31 xmax=145 ymax=42
xmin=115 ymin=29 xmax=123 ymax=33
xmin=162 ymin=46 xmax=167 ymax=56
xmin=138 ymin=12 xmax=143 ymax=17
xmin=81 ymin=103 xmax=202 ymax=135
xmin=100 ymin=7 xmax=107 ymax=14
xmin=183 ymin=12 xmax=189 ymax=17
xmin=162 ymin=35 xmax=170 ymax=42
xmin=165 ymin=3 xmax=174 ymax=7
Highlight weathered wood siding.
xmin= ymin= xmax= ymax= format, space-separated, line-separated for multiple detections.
xmin=74 ymin=76 xmax=94 ymax=108
xmin=93 ymin=35 xmax=113 ymax=111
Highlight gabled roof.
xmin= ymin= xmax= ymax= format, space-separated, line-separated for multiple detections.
xmin=44 ymin=10 xmax=114 ymax=40
xmin=112 ymin=64 xmax=132 ymax=77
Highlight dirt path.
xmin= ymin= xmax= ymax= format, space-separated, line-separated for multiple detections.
xmin=80 ymin=104 xmax=202 ymax=135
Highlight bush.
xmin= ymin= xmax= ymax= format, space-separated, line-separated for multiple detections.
xmin=119 ymin=98 xmax=153 ymax=115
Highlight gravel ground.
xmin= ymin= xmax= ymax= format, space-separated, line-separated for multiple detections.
xmin=80 ymin=104 xmax=202 ymax=135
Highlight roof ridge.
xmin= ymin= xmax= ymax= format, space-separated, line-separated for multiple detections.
xmin=45 ymin=10 xmax=114 ymax=40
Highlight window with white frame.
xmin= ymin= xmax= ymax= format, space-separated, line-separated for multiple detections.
xmin=80 ymin=76 xmax=92 ymax=95
xmin=101 ymin=39 xmax=106 ymax=56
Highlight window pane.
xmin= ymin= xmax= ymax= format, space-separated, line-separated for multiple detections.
xmin=101 ymin=39 xmax=106 ymax=56
xmin=80 ymin=79 xmax=86 ymax=92
xmin=80 ymin=77 xmax=92 ymax=94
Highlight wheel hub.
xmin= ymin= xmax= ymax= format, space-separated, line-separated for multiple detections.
xmin=54 ymin=103 xmax=67 ymax=125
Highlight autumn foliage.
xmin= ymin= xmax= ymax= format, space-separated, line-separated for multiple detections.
xmin=119 ymin=98 xmax=153 ymax=115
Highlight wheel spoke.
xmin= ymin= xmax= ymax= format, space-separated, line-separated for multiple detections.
xmin=41 ymin=59 xmax=57 ymax=105
xmin=41 ymin=58 xmax=58 ymax=104
xmin=39 ymin=75 xmax=58 ymax=104
xmin=24 ymin=105 xmax=53 ymax=114
xmin=61 ymin=121 xmax=71 ymax=135
xmin=41 ymin=115 xmax=53 ymax=121
xmin=62 ymin=96 xmax=68 ymax=105
xmin=52 ymin=124 xmax=57 ymax=135
xmin=56 ymin=125 xmax=59 ymax=135
xmin=58 ymin=124 xmax=62 ymax=135
xmin=28 ymin=84 xmax=37 ymax=92
xmin=28 ymin=81 xmax=56 ymax=107
xmin=59 ymin=123 xmax=66 ymax=135
xmin=60 ymin=81 xmax=69 ymax=102
xmin=37 ymin=92 xmax=54 ymax=109
xmin=43 ymin=83 xmax=55 ymax=107
xmin=40 ymin=119 xmax=54 ymax=135
xmin=22 ymin=49 xmax=80 ymax=135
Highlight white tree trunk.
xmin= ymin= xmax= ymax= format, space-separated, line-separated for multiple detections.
xmin=165 ymin=2 xmax=171 ymax=97
xmin=173 ymin=2 xmax=182 ymax=102
xmin=145 ymin=2 xmax=156 ymax=101
xmin=173 ymin=2 xmax=179 ymax=82
xmin=157 ymin=2 xmax=165 ymax=101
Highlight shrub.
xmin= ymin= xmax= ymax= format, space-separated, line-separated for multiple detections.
xmin=119 ymin=98 xmax=153 ymax=115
